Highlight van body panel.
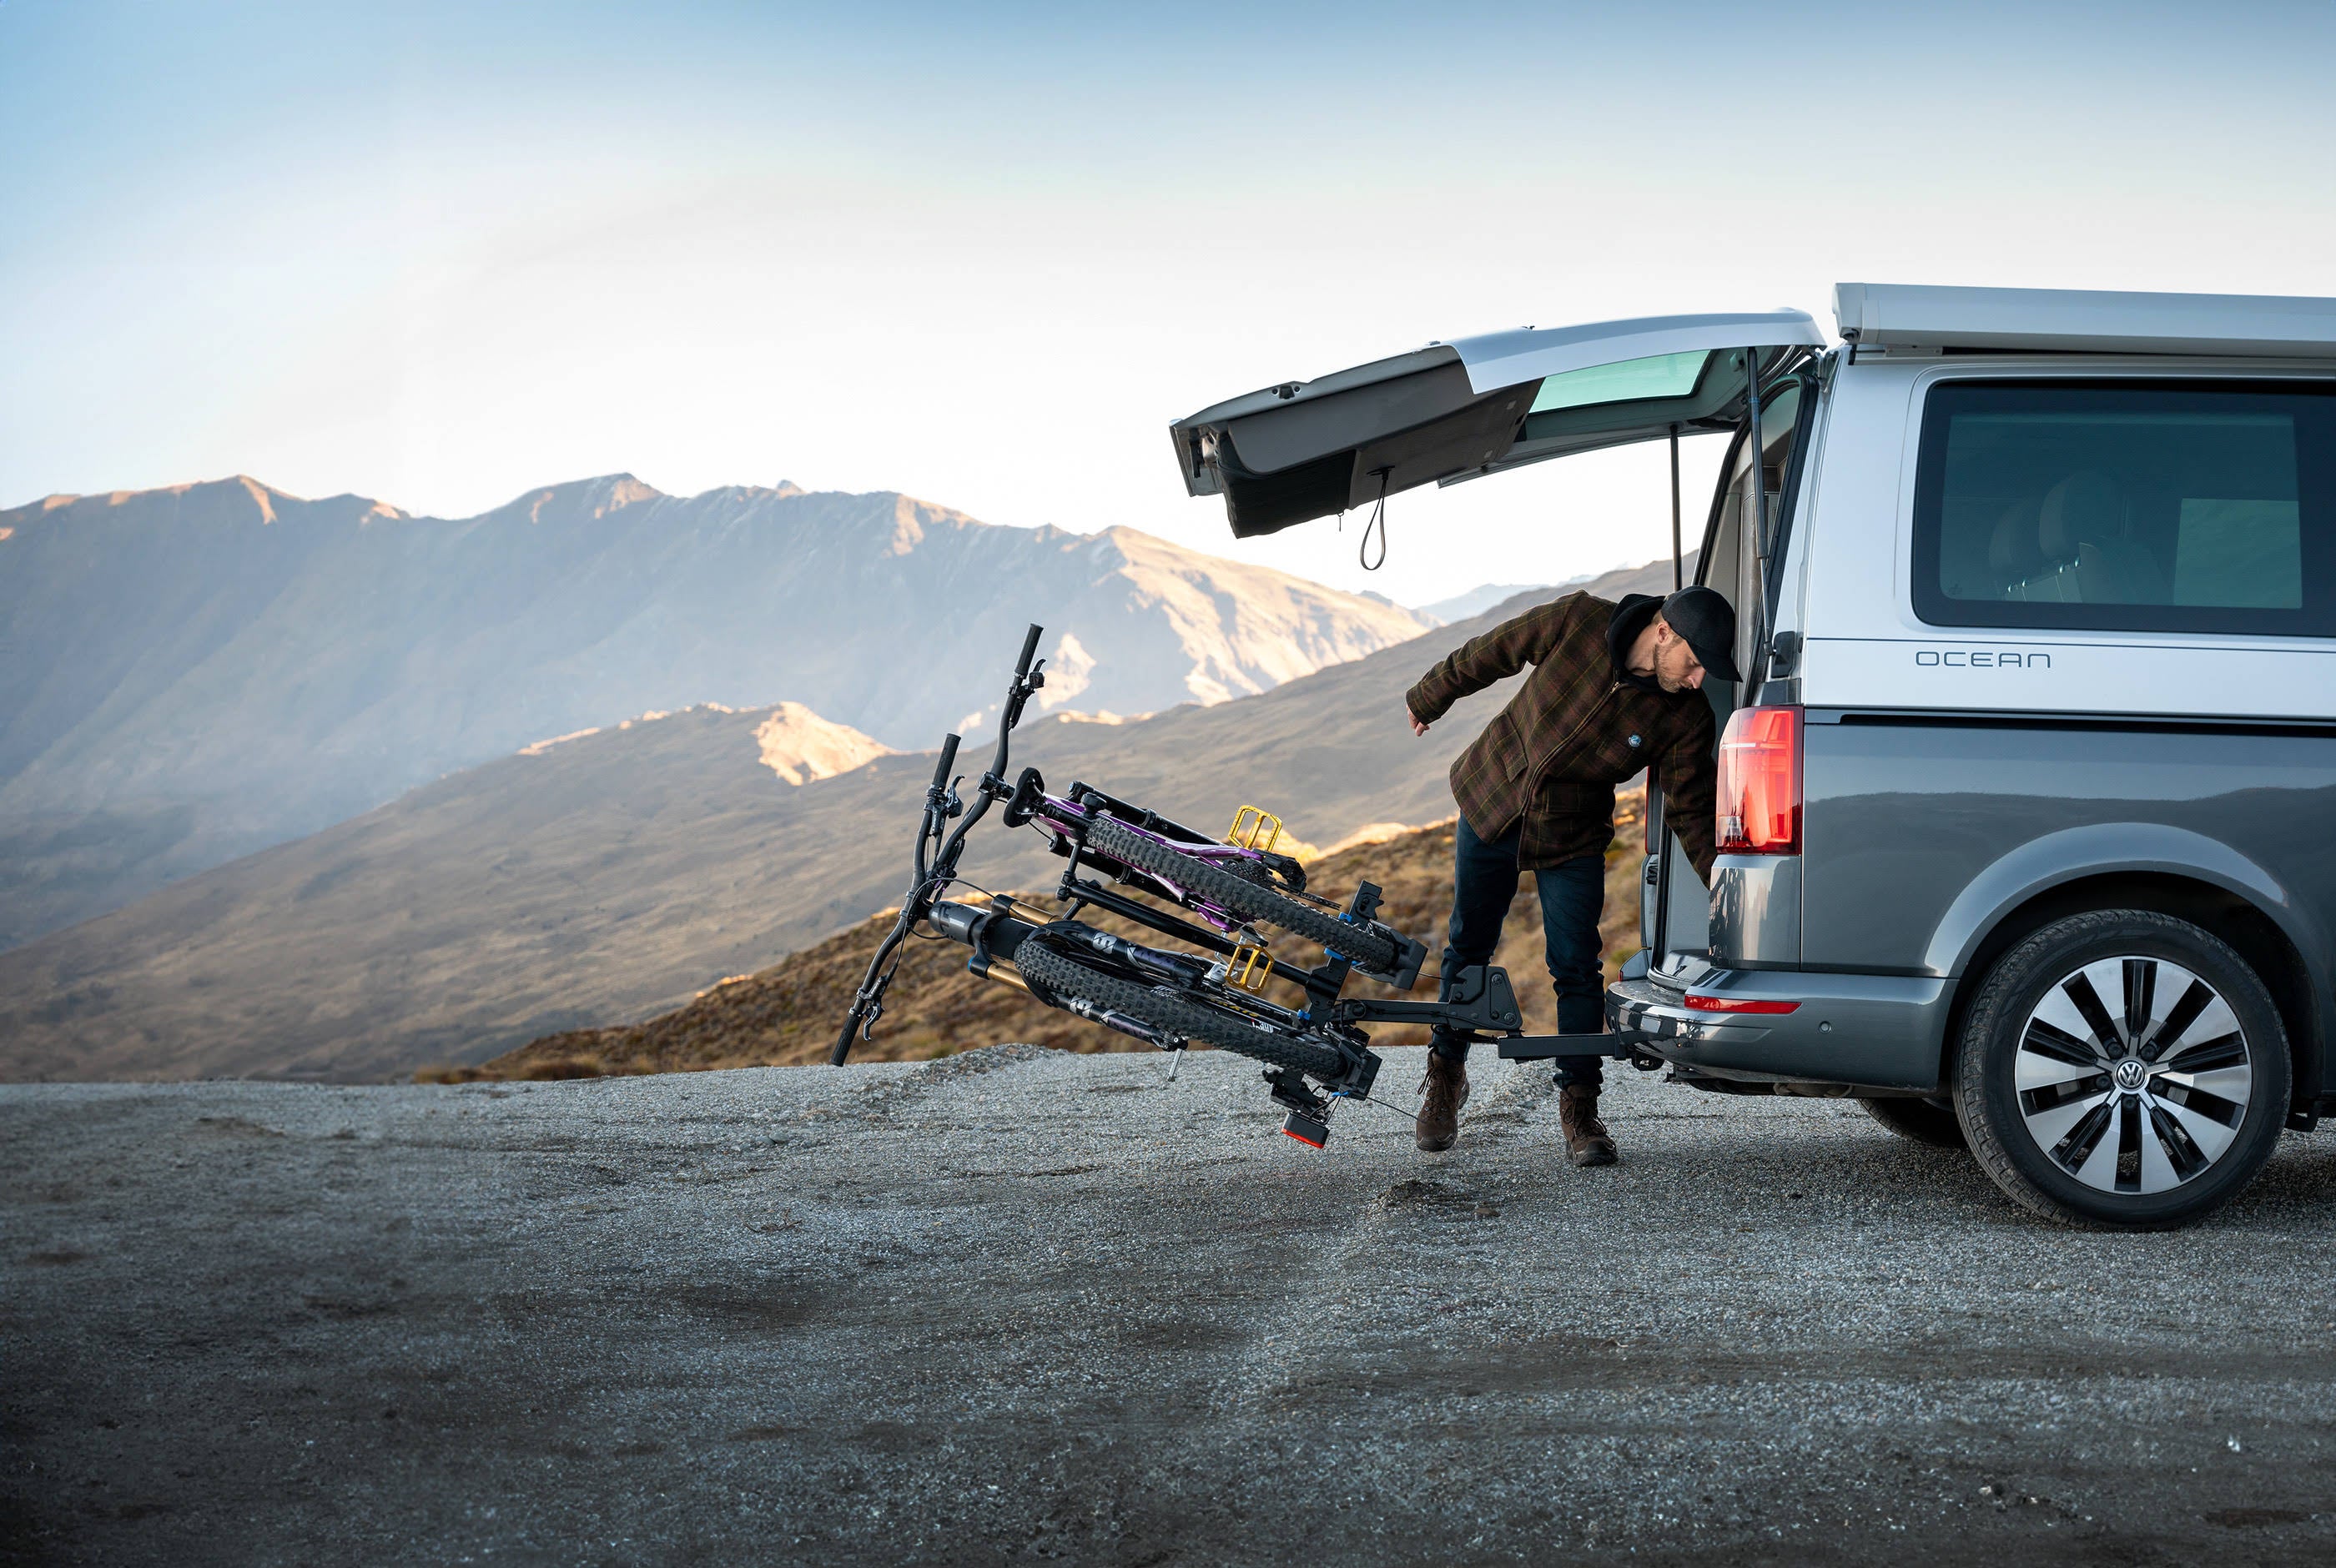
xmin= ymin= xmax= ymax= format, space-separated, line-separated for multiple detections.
xmin=1796 ymin=716 xmax=2336 ymax=1068
xmin=1917 ymin=820 xmax=2323 ymax=981
xmin=1608 ymin=971 xmax=1951 ymax=1090
xmin=1709 ymin=855 xmax=1800 ymax=968
xmin=1804 ymin=636 xmax=2336 ymax=721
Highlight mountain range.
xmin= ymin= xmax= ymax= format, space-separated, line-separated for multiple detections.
xmin=0 ymin=475 xmax=1424 ymax=947
xmin=0 ymin=556 xmax=1684 ymax=1083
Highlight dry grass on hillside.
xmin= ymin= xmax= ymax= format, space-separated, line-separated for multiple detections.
xmin=441 ymin=791 xmax=1646 ymax=1082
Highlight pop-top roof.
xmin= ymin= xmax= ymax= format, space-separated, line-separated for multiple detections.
xmin=1835 ymin=282 xmax=2336 ymax=359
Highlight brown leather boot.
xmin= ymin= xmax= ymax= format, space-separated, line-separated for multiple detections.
xmin=1415 ymin=1053 xmax=1470 ymax=1152
xmin=1558 ymin=1083 xmax=1617 ymax=1167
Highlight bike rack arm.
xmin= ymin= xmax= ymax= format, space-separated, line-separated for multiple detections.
xmin=1331 ymin=964 xmax=1524 ymax=1033
xmin=1330 ymin=964 xmax=1637 ymax=1058
xmin=1495 ymin=1034 xmax=1637 ymax=1061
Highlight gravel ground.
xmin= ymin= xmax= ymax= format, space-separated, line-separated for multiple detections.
xmin=4 ymin=1044 xmax=2335 ymax=1566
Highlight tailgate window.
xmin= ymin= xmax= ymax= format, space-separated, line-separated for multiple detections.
xmin=1911 ymin=381 xmax=2336 ymax=636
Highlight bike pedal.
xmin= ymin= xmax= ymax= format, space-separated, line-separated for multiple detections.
xmin=1226 ymin=937 xmax=1272 ymax=993
xmin=1226 ymin=804 xmax=1286 ymax=854
xmin=1280 ymin=1108 xmax=1331 ymax=1149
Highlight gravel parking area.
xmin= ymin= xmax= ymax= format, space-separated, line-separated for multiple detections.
xmin=5 ymin=1045 xmax=2335 ymax=1565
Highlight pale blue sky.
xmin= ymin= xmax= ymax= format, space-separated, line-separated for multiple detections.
xmin=5 ymin=2 xmax=2333 ymax=602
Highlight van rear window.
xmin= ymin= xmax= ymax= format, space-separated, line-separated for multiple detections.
xmin=1911 ymin=382 xmax=2336 ymax=636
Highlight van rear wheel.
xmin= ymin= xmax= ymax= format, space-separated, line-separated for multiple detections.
xmin=1952 ymin=910 xmax=2288 ymax=1229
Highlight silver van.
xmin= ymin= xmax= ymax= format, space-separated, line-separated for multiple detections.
xmin=1171 ymin=283 xmax=2336 ymax=1228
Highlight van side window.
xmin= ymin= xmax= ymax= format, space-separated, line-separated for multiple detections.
xmin=1911 ymin=382 xmax=2336 ymax=636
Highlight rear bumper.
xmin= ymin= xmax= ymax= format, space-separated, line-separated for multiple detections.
xmin=1605 ymin=967 xmax=1953 ymax=1092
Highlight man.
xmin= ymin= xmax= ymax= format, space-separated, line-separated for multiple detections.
xmin=1404 ymin=585 xmax=1734 ymax=1164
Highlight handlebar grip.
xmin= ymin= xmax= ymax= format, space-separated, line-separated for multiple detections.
xmin=1015 ymin=623 xmax=1044 ymax=678
xmin=932 ymin=733 xmax=961 ymax=788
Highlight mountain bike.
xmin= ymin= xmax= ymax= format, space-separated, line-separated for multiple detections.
xmin=832 ymin=625 xmax=1603 ymax=1146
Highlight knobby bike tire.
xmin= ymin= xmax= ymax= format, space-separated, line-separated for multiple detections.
xmin=1082 ymin=816 xmax=1402 ymax=973
xmin=1013 ymin=940 xmax=1349 ymax=1081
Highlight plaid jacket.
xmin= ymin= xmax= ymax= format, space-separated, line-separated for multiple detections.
xmin=1405 ymin=592 xmax=1719 ymax=880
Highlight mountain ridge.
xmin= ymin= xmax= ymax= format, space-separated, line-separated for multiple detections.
xmin=0 ymin=474 xmax=1425 ymax=946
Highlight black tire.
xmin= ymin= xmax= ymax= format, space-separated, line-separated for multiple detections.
xmin=1952 ymin=909 xmax=2290 ymax=1229
xmin=1083 ymin=816 xmax=1402 ymax=973
xmin=1859 ymin=1096 xmax=1967 ymax=1148
xmin=1014 ymin=939 xmax=1350 ymax=1081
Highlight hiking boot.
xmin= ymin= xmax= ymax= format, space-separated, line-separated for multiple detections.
xmin=1558 ymin=1083 xmax=1617 ymax=1167
xmin=1415 ymin=1053 xmax=1470 ymax=1153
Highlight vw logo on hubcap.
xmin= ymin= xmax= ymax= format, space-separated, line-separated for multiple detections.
xmin=2012 ymin=955 xmax=2251 ymax=1195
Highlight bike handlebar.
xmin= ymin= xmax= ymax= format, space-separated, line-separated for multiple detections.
xmin=841 ymin=627 xmax=1046 ymax=1066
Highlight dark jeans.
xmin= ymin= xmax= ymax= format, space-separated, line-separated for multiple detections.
xmin=1428 ymin=815 xmax=1607 ymax=1088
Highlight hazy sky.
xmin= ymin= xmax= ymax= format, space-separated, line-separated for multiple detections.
xmin=5 ymin=2 xmax=2333 ymax=605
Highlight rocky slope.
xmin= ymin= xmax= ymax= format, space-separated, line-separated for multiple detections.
xmin=0 ymin=559 xmax=1682 ymax=1083
xmin=0 ymin=475 xmax=1424 ymax=946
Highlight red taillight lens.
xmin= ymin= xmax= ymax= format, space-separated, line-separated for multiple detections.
xmin=1683 ymin=993 xmax=1800 ymax=1013
xmin=1715 ymin=705 xmax=1801 ymax=855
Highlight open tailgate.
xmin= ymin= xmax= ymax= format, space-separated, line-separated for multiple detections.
xmin=1169 ymin=309 xmax=1825 ymax=538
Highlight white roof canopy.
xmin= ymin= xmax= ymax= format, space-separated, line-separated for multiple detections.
xmin=1835 ymin=282 xmax=2336 ymax=358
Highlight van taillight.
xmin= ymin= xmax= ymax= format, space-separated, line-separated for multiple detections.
xmin=1683 ymin=993 xmax=1800 ymax=1013
xmin=1715 ymin=705 xmax=1801 ymax=855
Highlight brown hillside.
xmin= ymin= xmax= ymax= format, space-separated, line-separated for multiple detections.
xmin=456 ymin=792 xmax=1644 ymax=1080
xmin=0 ymin=557 xmax=1679 ymax=1083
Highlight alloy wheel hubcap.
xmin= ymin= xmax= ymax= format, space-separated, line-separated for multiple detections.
xmin=2013 ymin=956 xmax=2251 ymax=1194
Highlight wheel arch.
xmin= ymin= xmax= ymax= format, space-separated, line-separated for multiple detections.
xmin=1927 ymin=826 xmax=2328 ymax=1106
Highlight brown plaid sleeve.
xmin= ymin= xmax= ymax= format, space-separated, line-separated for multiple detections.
xmin=1659 ymin=697 xmax=1719 ymax=883
xmin=1404 ymin=596 xmax=1576 ymax=726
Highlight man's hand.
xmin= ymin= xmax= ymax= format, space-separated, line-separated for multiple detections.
xmin=1408 ymin=707 xmax=1429 ymax=737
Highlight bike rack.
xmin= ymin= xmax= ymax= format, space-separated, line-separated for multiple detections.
xmin=839 ymin=619 xmax=1647 ymax=1144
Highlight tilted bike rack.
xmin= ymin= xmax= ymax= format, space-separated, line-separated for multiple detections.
xmin=934 ymin=887 xmax=1626 ymax=1144
xmin=836 ymin=619 xmax=1640 ymax=1148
